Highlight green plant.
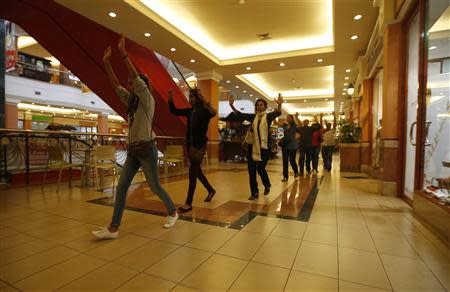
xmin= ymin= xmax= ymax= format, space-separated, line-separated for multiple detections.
xmin=338 ymin=120 xmax=361 ymax=143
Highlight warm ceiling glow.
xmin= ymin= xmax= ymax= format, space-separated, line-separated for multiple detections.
xmin=18 ymin=103 xmax=81 ymax=114
xmin=354 ymin=14 xmax=362 ymax=20
xmin=243 ymin=90 xmax=247 ymax=93
xmin=190 ymin=59 xmax=196 ymax=63
xmin=342 ymin=92 xmax=346 ymax=95
xmin=429 ymin=7 xmax=450 ymax=32
xmin=344 ymin=83 xmax=348 ymax=86
xmin=226 ymin=80 xmax=230 ymax=83
xmin=279 ymin=62 xmax=285 ymax=67
xmin=45 ymin=57 xmax=60 ymax=67
xmin=235 ymin=85 xmax=239 ymax=88
xmin=345 ymin=77 xmax=349 ymax=80
xmin=108 ymin=114 xmax=126 ymax=122
xmin=170 ymin=47 xmax=176 ymax=52
xmin=18 ymin=36 xmax=37 ymax=49
xmin=345 ymin=69 xmax=351 ymax=72
xmin=351 ymin=35 xmax=359 ymax=40
xmin=250 ymin=94 xmax=253 ymax=97
xmin=144 ymin=32 xmax=151 ymax=37
xmin=317 ymin=58 xmax=324 ymax=63
xmin=138 ymin=0 xmax=334 ymax=62
xmin=108 ymin=12 xmax=117 ymax=18
xmin=246 ymin=66 xmax=251 ymax=71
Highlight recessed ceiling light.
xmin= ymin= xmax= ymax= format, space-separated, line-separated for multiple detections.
xmin=345 ymin=69 xmax=351 ymax=72
xmin=170 ymin=48 xmax=176 ymax=52
xmin=342 ymin=93 xmax=346 ymax=95
xmin=304 ymin=100 xmax=307 ymax=102
xmin=317 ymin=58 xmax=323 ymax=63
xmin=345 ymin=77 xmax=349 ymax=80
xmin=250 ymin=94 xmax=253 ymax=97
xmin=190 ymin=59 xmax=196 ymax=63
xmin=354 ymin=14 xmax=362 ymax=20
xmin=108 ymin=12 xmax=117 ymax=18
xmin=226 ymin=80 xmax=230 ymax=83
xmin=279 ymin=62 xmax=285 ymax=67
xmin=144 ymin=32 xmax=151 ymax=37
xmin=246 ymin=66 xmax=251 ymax=70
xmin=243 ymin=90 xmax=247 ymax=93
xmin=351 ymin=35 xmax=358 ymax=40
xmin=344 ymin=83 xmax=348 ymax=86
xmin=235 ymin=85 xmax=239 ymax=88
xmin=429 ymin=46 xmax=437 ymax=50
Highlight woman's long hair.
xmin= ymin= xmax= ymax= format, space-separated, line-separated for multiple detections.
xmin=189 ymin=88 xmax=206 ymax=108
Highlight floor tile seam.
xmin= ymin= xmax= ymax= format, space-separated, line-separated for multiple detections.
xmin=225 ymin=218 xmax=279 ymax=292
xmin=7 ymin=248 xmax=82 ymax=286
xmin=331 ymin=178 xmax=341 ymax=292
xmin=0 ymin=240 xmax=60 ymax=267
xmin=180 ymin=224 xmax=241 ymax=253
xmin=359 ymin=205 xmax=395 ymax=292
xmin=338 ymin=279 xmax=394 ymax=291
xmin=82 ymin=236 xmax=153 ymax=262
xmin=0 ymin=282 xmax=23 ymax=292
xmin=282 ymin=203 xmax=310 ymax=292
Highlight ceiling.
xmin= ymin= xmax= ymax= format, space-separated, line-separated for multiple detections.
xmin=52 ymin=0 xmax=378 ymax=115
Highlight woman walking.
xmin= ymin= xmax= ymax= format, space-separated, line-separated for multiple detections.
xmin=92 ymin=35 xmax=178 ymax=239
xmin=168 ymin=88 xmax=217 ymax=213
xmin=280 ymin=114 xmax=299 ymax=181
xmin=229 ymin=94 xmax=283 ymax=200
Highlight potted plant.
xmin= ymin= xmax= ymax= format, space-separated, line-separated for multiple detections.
xmin=338 ymin=120 xmax=362 ymax=172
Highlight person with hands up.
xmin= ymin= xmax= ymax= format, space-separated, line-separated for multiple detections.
xmin=229 ymin=93 xmax=282 ymax=200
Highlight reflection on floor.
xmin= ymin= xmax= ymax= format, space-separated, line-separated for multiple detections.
xmin=0 ymin=156 xmax=448 ymax=292
xmin=89 ymin=162 xmax=321 ymax=228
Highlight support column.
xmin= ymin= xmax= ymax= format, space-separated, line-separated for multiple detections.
xmin=196 ymin=70 xmax=221 ymax=164
xmin=360 ymin=79 xmax=374 ymax=174
xmin=97 ymin=113 xmax=108 ymax=134
xmin=381 ymin=22 xmax=405 ymax=196
xmin=23 ymin=112 xmax=32 ymax=130
xmin=0 ymin=20 xmax=5 ymax=129
xmin=4 ymin=101 xmax=18 ymax=129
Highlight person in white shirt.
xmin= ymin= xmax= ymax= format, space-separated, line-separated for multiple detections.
xmin=321 ymin=112 xmax=337 ymax=171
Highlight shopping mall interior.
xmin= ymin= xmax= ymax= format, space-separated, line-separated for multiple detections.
xmin=0 ymin=0 xmax=449 ymax=291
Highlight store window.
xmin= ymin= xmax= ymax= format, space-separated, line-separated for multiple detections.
xmin=423 ymin=2 xmax=450 ymax=202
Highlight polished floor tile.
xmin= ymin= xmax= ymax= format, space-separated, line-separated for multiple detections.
xmin=145 ymin=246 xmax=211 ymax=282
xmin=304 ymin=222 xmax=338 ymax=246
xmin=285 ymin=270 xmax=338 ymax=292
xmin=85 ymin=233 xmax=150 ymax=261
xmin=338 ymin=247 xmax=391 ymax=290
xmin=339 ymin=280 xmax=392 ymax=292
xmin=185 ymin=226 xmax=238 ymax=252
xmin=157 ymin=222 xmax=211 ymax=245
xmin=217 ymin=230 xmax=268 ymax=260
xmin=181 ymin=254 xmax=247 ymax=291
xmin=293 ymin=240 xmax=338 ymax=278
xmin=271 ymin=219 xmax=307 ymax=239
xmin=252 ymin=235 xmax=301 ymax=268
xmin=229 ymin=262 xmax=289 ymax=292
xmin=116 ymin=273 xmax=176 ymax=291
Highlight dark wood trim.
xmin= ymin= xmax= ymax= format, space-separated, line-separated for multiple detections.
xmin=402 ymin=194 xmax=414 ymax=207
xmin=415 ymin=190 xmax=450 ymax=213
xmin=415 ymin=0 xmax=427 ymax=191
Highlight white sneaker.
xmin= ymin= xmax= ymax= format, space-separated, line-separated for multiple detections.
xmin=92 ymin=227 xmax=119 ymax=239
xmin=164 ymin=212 xmax=179 ymax=229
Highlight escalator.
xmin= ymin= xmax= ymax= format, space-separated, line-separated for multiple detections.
xmin=0 ymin=0 xmax=189 ymax=137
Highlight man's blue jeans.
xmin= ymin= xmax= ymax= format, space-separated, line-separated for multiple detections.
xmin=111 ymin=142 xmax=176 ymax=228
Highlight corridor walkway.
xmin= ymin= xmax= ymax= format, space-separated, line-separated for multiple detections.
xmin=0 ymin=157 xmax=448 ymax=291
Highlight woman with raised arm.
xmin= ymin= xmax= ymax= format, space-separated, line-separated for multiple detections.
xmin=229 ymin=94 xmax=283 ymax=200
xmin=92 ymin=35 xmax=178 ymax=239
xmin=167 ymin=88 xmax=217 ymax=213
xmin=280 ymin=114 xmax=299 ymax=182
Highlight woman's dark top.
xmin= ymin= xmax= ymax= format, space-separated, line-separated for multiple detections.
xmin=283 ymin=123 xmax=298 ymax=150
xmin=169 ymin=100 xmax=215 ymax=148
xmin=235 ymin=110 xmax=281 ymax=148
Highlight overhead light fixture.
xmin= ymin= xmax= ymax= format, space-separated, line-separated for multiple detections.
xmin=235 ymin=85 xmax=239 ymax=88
xmin=170 ymin=47 xmax=176 ymax=52
xmin=354 ymin=14 xmax=362 ymax=20
xmin=325 ymin=98 xmax=328 ymax=101
xmin=250 ymin=94 xmax=253 ymax=97
xmin=342 ymin=92 xmax=346 ymax=95
xmin=246 ymin=66 xmax=251 ymax=70
xmin=429 ymin=46 xmax=437 ymax=50
xmin=344 ymin=83 xmax=348 ymax=86
xmin=190 ymin=59 xmax=196 ymax=63
xmin=243 ymin=90 xmax=247 ymax=93
xmin=303 ymin=100 xmax=307 ymax=102
xmin=108 ymin=12 xmax=117 ymax=18
xmin=351 ymin=35 xmax=359 ymax=40
xmin=345 ymin=69 xmax=351 ymax=72
xmin=279 ymin=62 xmax=285 ymax=67
xmin=345 ymin=77 xmax=349 ymax=80
xmin=144 ymin=32 xmax=151 ymax=37
xmin=346 ymin=83 xmax=355 ymax=96
xmin=317 ymin=58 xmax=323 ymax=63
xmin=226 ymin=80 xmax=230 ymax=83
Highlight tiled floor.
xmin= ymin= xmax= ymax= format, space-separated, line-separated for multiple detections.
xmin=0 ymin=157 xmax=448 ymax=291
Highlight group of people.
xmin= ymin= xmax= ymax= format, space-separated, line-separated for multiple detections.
xmin=91 ymin=35 xmax=336 ymax=239
xmin=280 ymin=112 xmax=336 ymax=182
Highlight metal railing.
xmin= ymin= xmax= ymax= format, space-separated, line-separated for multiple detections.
xmin=0 ymin=129 xmax=185 ymax=184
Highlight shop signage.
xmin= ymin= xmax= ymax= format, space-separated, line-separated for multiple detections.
xmin=4 ymin=21 xmax=16 ymax=72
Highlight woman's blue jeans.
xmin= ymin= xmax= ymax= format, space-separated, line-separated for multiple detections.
xmin=111 ymin=142 xmax=176 ymax=228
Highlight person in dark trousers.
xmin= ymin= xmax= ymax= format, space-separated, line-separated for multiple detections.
xmin=281 ymin=114 xmax=299 ymax=182
xmin=168 ymin=88 xmax=217 ymax=213
xmin=295 ymin=113 xmax=313 ymax=176
xmin=93 ymin=35 xmax=178 ymax=240
xmin=310 ymin=114 xmax=324 ymax=175
xmin=229 ymin=94 xmax=283 ymax=200
xmin=321 ymin=112 xmax=336 ymax=171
